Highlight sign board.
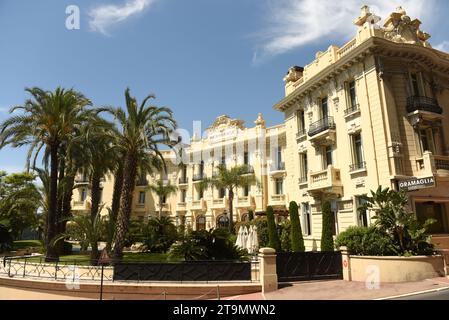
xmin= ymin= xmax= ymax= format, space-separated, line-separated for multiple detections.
xmin=208 ymin=128 xmax=240 ymax=144
xmin=398 ymin=176 xmax=435 ymax=192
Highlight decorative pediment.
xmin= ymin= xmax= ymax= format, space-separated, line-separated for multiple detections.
xmin=207 ymin=115 xmax=245 ymax=131
xmin=382 ymin=7 xmax=431 ymax=47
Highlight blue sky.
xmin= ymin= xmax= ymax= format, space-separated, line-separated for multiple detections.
xmin=1 ymin=0 xmax=449 ymax=173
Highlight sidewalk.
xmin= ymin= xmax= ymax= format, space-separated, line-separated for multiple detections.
xmin=222 ymin=277 xmax=449 ymax=300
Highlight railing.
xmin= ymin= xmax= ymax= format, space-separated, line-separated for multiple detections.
xmin=136 ymin=179 xmax=148 ymax=186
xmin=349 ymin=161 xmax=366 ymax=172
xmin=308 ymin=116 xmax=336 ymax=137
xmin=240 ymin=166 xmax=255 ymax=175
xmin=296 ymin=129 xmax=307 ymax=141
xmin=178 ymin=177 xmax=188 ymax=184
xmin=406 ymin=96 xmax=443 ymax=114
xmin=272 ymin=162 xmax=285 ymax=171
xmin=435 ymin=156 xmax=449 ymax=171
xmin=270 ymin=194 xmax=286 ymax=203
xmin=309 ymin=166 xmax=341 ymax=191
xmin=298 ymin=176 xmax=308 ymax=184
xmin=337 ymin=38 xmax=357 ymax=58
xmin=344 ymin=104 xmax=360 ymax=116
xmin=177 ymin=202 xmax=187 ymax=208
xmin=193 ymin=174 xmax=205 ymax=182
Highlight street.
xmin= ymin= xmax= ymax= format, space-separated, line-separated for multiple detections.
xmin=391 ymin=288 xmax=449 ymax=300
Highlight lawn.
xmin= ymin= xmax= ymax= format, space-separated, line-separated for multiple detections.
xmin=22 ymin=252 xmax=173 ymax=265
xmin=13 ymin=240 xmax=43 ymax=251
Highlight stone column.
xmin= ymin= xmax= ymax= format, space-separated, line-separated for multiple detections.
xmin=258 ymin=248 xmax=278 ymax=293
xmin=437 ymin=249 xmax=449 ymax=276
xmin=340 ymin=246 xmax=352 ymax=281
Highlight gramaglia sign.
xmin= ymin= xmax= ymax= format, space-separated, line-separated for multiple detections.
xmin=398 ymin=176 xmax=435 ymax=192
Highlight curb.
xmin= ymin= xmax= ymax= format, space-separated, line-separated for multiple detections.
xmin=375 ymin=286 xmax=449 ymax=300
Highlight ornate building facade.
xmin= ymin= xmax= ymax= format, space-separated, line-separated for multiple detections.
xmin=72 ymin=6 xmax=449 ymax=250
xmin=275 ymin=6 xmax=449 ymax=250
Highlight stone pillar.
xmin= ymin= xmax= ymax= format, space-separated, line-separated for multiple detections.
xmin=437 ymin=249 xmax=449 ymax=276
xmin=340 ymin=246 xmax=352 ymax=281
xmin=258 ymin=248 xmax=278 ymax=293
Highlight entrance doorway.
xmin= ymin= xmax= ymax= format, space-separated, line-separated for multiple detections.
xmin=416 ymin=202 xmax=449 ymax=234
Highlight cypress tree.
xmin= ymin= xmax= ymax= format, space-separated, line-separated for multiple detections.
xmin=321 ymin=201 xmax=335 ymax=252
xmin=248 ymin=210 xmax=254 ymax=222
xmin=289 ymin=201 xmax=305 ymax=252
xmin=267 ymin=206 xmax=281 ymax=252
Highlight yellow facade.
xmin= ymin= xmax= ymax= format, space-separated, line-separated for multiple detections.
xmin=72 ymin=6 xmax=449 ymax=250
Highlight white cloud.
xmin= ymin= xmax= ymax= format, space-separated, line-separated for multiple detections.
xmin=254 ymin=0 xmax=433 ymax=63
xmin=435 ymin=41 xmax=449 ymax=53
xmin=88 ymin=0 xmax=155 ymax=35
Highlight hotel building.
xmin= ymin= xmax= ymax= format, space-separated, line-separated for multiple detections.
xmin=274 ymin=6 xmax=449 ymax=250
xmin=72 ymin=6 xmax=449 ymax=250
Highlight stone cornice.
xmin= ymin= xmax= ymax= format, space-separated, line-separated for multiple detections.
xmin=274 ymin=37 xmax=449 ymax=113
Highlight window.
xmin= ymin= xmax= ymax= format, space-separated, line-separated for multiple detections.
xmin=277 ymin=147 xmax=283 ymax=168
xmin=348 ymin=80 xmax=358 ymax=110
xmin=161 ymin=195 xmax=167 ymax=204
xmin=419 ymin=128 xmax=436 ymax=154
xmin=80 ymin=188 xmax=87 ymax=201
xmin=199 ymin=161 xmax=204 ymax=176
xmin=182 ymin=165 xmax=187 ymax=180
xmin=411 ymin=73 xmax=423 ymax=97
xmin=180 ymin=190 xmax=186 ymax=203
xmin=321 ymin=97 xmax=329 ymax=118
xmin=356 ymin=196 xmax=369 ymax=227
xmin=299 ymin=153 xmax=308 ymax=182
xmin=243 ymin=185 xmax=250 ymax=197
xmin=302 ymin=203 xmax=311 ymax=236
xmin=244 ymin=152 xmax=249 ymax=166
xmin=138 ymin=191 xmax=146 ymax=204
xmin=416 ymin=202 xmax=448 ymax=234
xmin=350 ymin=133 xmax=365 ymax=170
xmin=219 ymin=188 xmax=226 ymax=199
xmin=198 ymin=189 xmax=203 ymax=200
xmin=221 ymin=156 xmax=226 ymax=166
xmin=297 ymin=110 xmax=306 ymax=134
xmin=275 ymin=179 xmax=284 ymax=195
xmin=217 ymin=215 xmax=230 ymax=229
xmin=196 ymin=215 xmax=206 ymax=231
xmin=324 ymin=146 xmax=333 ymax=168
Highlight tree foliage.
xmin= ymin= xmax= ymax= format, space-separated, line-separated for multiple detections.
xmin=266 ymin=206 xmax=281 ymax=252
xmin=321 ymin=201 xmax=335 ymax=252
xmin=289 ymin=201 xmax=305 ymax=252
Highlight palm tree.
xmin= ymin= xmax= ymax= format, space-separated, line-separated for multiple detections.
xmin=147 ymin=180 xmax=178 ymax=219
xmin=200 ymin=165 xmax=258 ymax=233
xmin=98 ymin=88 xmax=176 ymax=260
xmin=0 ymin=87 xmax=92 ymax=261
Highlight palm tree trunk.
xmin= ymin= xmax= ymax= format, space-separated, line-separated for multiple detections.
xmin=159 ymin=198 xmax=163 ymax=219
xmin=113 ymin=152 xmax=138 ymax=261
xmin=45 ymin=143 xmax=60 ymax=262
xmin=111 ymin=165 xmax=123 ymax=222
xmin=228 ymin=189 xmax=234 ymax=234
xmin=55 ymin=157 xmax=65 ymax=255
xmin=61 ymin=170 xmax=75 ymax=232
xmin=90 ymin=171 xmax=102 ymax=222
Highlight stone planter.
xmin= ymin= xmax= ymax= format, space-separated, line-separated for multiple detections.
xmin=342 ymin=251 xmax=445 ymax=283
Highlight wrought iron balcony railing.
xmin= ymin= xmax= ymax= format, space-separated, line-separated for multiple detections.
xmin=406 ymin=96 xmax=443 ymax=114
xmin=344 ymin=104 xmax=360 ymax=116
xmin=178 ymin=177 xmax=188 ymax=184
xmin=308 ymin=116 xmax=336 ymax=137
xmin=193 ymin=174 xmax=205 ymax=182
xmin=349 ymin=161 xmax=366 ymax=172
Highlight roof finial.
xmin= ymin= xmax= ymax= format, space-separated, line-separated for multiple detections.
xmin=255 ymin=113 xmax=266 ymax=128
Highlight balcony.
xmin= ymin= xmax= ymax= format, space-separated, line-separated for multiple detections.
xmin=270 ymin=162 xmax=286 ymax=177
xmin=349 ymin=161 xmax=367 ymax=173
xmin=211 ymin=197 xmax=228 ymax=210
xmin=240 ymin=165 xmax=255 ymax=175
xmin=189 ymin=199 xmax=206 ymax=211
xmin=416 ymin=152 xmax=449 ymax=178
xmin=74 ymin=175 xmax=89 ymax=185
xmin=296 ymin=129 xmax=307 ymax=142
xmin=308 ymin=116 xmax=336 ymax=147
xmin=344 ymin=104 xmax=361 ymax=118
xmin=193 ymin=173 xmax=205 ymax=182
xmin=158 ymin=203 xmax=170 ymax=212
xmin=178 ymin=177 xmax=189 ymax=185
xmin=136 ymin=179 xmax=148 ymax=187
xmin=298 ymin=176 xmax=308 ymax=185
xmin=308 ymin=166 xmax=343 ymax=197
xmin=235 ymin=195 xmax=255 ymax=209
xmin=268 ymin=194 xmax=287 ymax=207
xmin=72 ymin=200 xmax=91 ymax=210
xmin=407 ymin=96 xmax=443 ymax=115
xmin=134 ymin=202 xmax=146 ymax=210
xmin=176 ymin=202 xmax=187 ymax=212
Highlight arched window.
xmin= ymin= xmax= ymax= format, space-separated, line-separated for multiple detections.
xmin=196 ymin=215 xmax=206 ymax=231
xmin=217 ymin=214 xmax=230 ymax=229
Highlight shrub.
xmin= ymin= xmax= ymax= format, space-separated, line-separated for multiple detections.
xmin=321 ymin=201 xmax=334 ymax=252
xmin=279 ymin=220 xmax=291 ymax=252
xmin=254 ymin=218 xmax=269 ymax=248
xmin=62 ymin=241 xmax=73 ymax=255
xmin=289 ymin=201 xmax=305 ymax=252
xmin=267 ymin=206 xmax=281 ymax=252
xmin=0 ymin=223 xmax=12 ymax=253
xmin=169 ymin=228 xmax=247 ymax=261
xmin=335 ymin=226 xmax=395 ymax=256
xmin=142 ymin=217 xmax=178 ymax=253
xmin=248 ymin=210 xmax=254 ymax=222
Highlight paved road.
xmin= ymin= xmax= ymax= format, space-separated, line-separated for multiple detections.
xmin=391 ymin=288 xmax=449 ymax=300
